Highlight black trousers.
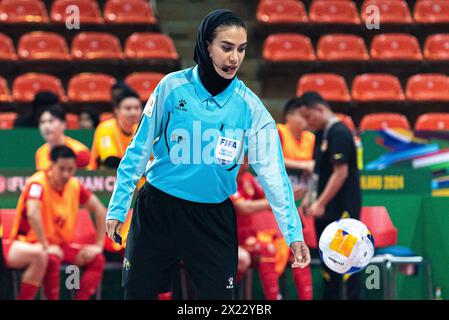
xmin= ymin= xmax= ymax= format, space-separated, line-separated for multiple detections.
xmin=315 ymin=219 xmax=361 ymax=300
xmin=123 ymin=183 xmax=238 ymax=300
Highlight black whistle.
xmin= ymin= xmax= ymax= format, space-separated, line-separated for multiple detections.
xmin=113 ymin=232 xmax=122 ymax=245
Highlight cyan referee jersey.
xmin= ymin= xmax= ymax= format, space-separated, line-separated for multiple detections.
xmin=107 ymin=66 xmax=303 ymax=245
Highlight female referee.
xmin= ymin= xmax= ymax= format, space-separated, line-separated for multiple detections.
xmin=105 ymin=9 xmax=311 ymax=300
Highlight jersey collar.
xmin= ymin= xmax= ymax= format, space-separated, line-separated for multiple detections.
xmin=192 ymin=65 xmax=237 ymax=108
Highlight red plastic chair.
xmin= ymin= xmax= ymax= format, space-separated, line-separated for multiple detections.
xmin=71 ymin=32 xmax=123 ymax=60
xmin=414 ymin=0 xmax=449 ymax=24
xmin=18 ymin=31 xmax=70 ymax=61
xmin=361 ymin=0 xmax=413 ymax=24
xmin=0 ymin=112 xmax=18 ymax=129
xmin=74 ymin=209 xmax=96 ymax=244
xmin=352 ymin=74 xmax=405 ymax=101
xmin=12 ymin=73 xmax=67 ymax=103
xmin=317 ymin=34 xmax=369 ymax=61
xmin=297 ymin=73 xmax=351 ymax=102
xmin=0 ymin=33 xmax=18 ymax=61
xmin=0 ymin=76 xmax=11 ymax=102
xmin=424 ymin=34 xmax=449 ymax=61
xmin=65 ymin=113 xmax=80 ymax=130
xmin=68 ymin=73 xmax=116 ymax=102
xmin=125 ymin=33 xmax=179 ymax=60
xmin=256 ymin=0 xmax=308 ymax=24
xmin=51 ymin=0 xmax=103 ymax=24
xmin=0 ymin=0 xmax=49 ymax=23
xmin=125 ymin=72 xmax=164 ymax=101
xmin=103 ymin=0 xmax=157 ymax=24
xmin=263 ymin=33 xmax=315 ymax=62
xmin=406 ymin=74 xmax=449 ymax=101
xmin=360 ymin=113 xmax=410 ymax=131
xmin=335 ymin=113 xmax=357 ymax=133
xmin=415 ymin=113 xmax=449 ymax=131
xmin=370 ymin=33 xmax=423 ymax=61
xmin=309 ymin=0 xmax=361 ymax=24
xmin=0 ymin=209 xmax=16 ymax=239
xmin=361 ymin=206 xmax=398 ymax=248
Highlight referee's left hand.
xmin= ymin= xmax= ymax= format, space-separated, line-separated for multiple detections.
xmin=290 ymin=241 xmax=311 ymax=269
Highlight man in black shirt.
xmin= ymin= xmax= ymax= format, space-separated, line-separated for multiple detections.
xmin=298 ymin=92 xmax=361 ymax=300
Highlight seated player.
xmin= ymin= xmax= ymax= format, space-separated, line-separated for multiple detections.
xmin=9 ymin=146 xmax=107 ymax=300
xmin=89 ymin=89 xmax=143 ymax=169
xmin=36 ymin=105 xmax=91 ymax=171
xmin=231 ymin=160 xmax=305 ymax=300
xmin=277 ymin=97 xmax=317 ymax=300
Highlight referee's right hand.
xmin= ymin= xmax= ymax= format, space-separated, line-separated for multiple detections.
xmin=106 ymin=219 xmax=123 ymax=242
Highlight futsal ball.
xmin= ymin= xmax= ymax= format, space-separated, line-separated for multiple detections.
xmin=319 ymin=218 xmax=375 ymax=274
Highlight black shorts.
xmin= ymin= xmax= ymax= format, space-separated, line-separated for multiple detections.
xmin=122 ymin=182 xmax=238 ymax=300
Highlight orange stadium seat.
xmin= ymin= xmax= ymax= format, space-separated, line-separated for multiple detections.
xmin=0 ymin=112 xmax=18 ymax=129
xmin=263 ymin=33 xmax=315 ymax=62
xmin=71 ymin=32 xmax=123 ymax=60
xmin=352 ymin=74 xmax=405 ymax=101
xmin=424 ymin=34 xmax=449 ymax=61
xmin=415 ymin=113 xmax=449 ymax=130
xmin=297 ymin=73 xmax=351 ymax=102
xmin=68 ymin=73 xmax=115 ymax=102
xmin=12 ymin=73 xmax=67 ymax=102
xmin=103 ymin=0 xmax=157 ymax=25
xmin=125 ymin=33 xmax=179 ymax=60
xmin=309 ymin=0 xmax=360 ymax=24
xmin=360 ymin=207 xmax=398 ymax=248
xmin=0 ymin=76 xmax=11 ymax=102
xmin=360 ymin=113 xmax=410 ymax=130
xmin=317 ymin=34 xmax=369 ymax=61
xmin=414 ymin=0 xmax=449 ymax=24
xmin=125 ymin=72 xmax=165 ymax=101
xmin=18 ymin=32 xmax=70 ymax=61
xmin=361 ymin=0 xmax=413 ymax=24
xmin=335 ymin=113 xmax=356 ymax=133
xmin=51 ymin=0 xmax=103 ymax=24
xmin=0 ymin=0 xmax=49 ymax=23
xmin=370 ymin=34 xmax=423 ymax=61
xmin=65 ymin=113 xmax=80 ymax=129
xmin=406 ymin=74 xmax=449 ymax=101
xmin=256 ymin=0 xmax=308 ymax=24
xmin=0 ymin=33 xmax=17 ymax=61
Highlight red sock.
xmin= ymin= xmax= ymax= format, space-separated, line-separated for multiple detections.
xmin=158 ymin=291 xmax=173 ymax=300
xmin=44 ymin=254 xmax=61 ymax=300
xmin=76 ymin=254 xmax=105 ymax=300
xmin=258 ymin=242 xmax=279 ymax=300
xmin=292 ymin=265 xmax=313 ymax=300
xmin=18 ymin=280 xmax=39 ymax=300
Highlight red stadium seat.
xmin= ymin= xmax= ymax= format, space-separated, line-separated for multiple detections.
xmin=74 ymin=209 xmax=96 ymax=244
xmin=309 ymin=0 xmax=361 ymax=24
xmin=335 ymin=113 xmax=356 ymax=133
xmin=12 ymin=73 xmax=67 ymax=103
xmin=0 ymin=33 xmax=18 ymax=61
xmin=0 ymin=0 xmax=49 ymax=23
xmin=352 ymin=74 xmax=405 ymax=101
xmin=415 ymin=113 xmax=449 ymax=131
xmin=99 ymin=112 xmax=113 ymax=123
xmin=0 ymin=76 xmax=11 ymax=102
xmin=66 ymin=113 xmax=80 ymax=130
xmin=51 ymin=0 xmax=103 ymax=24
xmin=361 ymin=0 xmax=413 ymax=24
xmin=103 ymin=0 xmax=157 ymax=25
xmin=256 ymin=0 xmax=308 ymax=24
xmin=72 ymin=32 xmax=123 ymax=60
xmin=297 ymin=73 xmax=351 ymax=102
xmin=0 ymin=112 xmax=18 ymax=129
xmin=424 ymin=34 xmax=449 ymax=61
xmin=125 ymin=33 xmax=179 ymax=60
xmin=406 ymin=74 xmax=449 ymax=101
xmin=370 ymin=34 xmax=423 ymax=61
xmin=414 ymin=0 xmax=449 ymax=24
xmin=361 ymin=206 xmax=398 ymax=248
xmin=18 ymin=32 xmax=70 ymax=61
xmin=360 ymin=113 xmax=410 ymax=130
xmin=263 ymin=33 xmax=315 ymax=62
xmin=68 ymin=73 xmax=116 ymax=103
xmin=317 ymin=34 xmax=369 ymax=61
xmin=0 ymin=209 xmax=16 ymax=239
xmin=125 ymin=72 xmax=165 ymax=101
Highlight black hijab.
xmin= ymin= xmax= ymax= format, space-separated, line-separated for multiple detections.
xmin=193 ymin=9 xmax=245 ymax=97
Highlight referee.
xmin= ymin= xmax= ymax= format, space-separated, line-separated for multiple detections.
xmin=106 ymin=9 xmax=311 ymax=300
xmin=298 ymin=92 xmax=361 ymax=300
